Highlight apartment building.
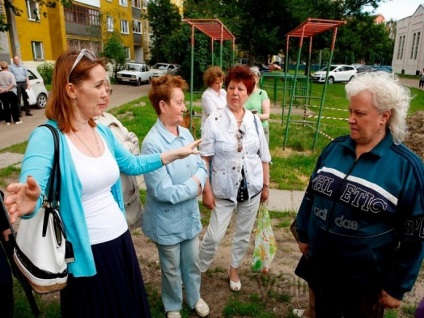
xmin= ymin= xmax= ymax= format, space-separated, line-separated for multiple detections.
xmin=392 ymin=4 xmax=424 ymax=75
xmin=2 ymin=0 xmax=183 ymax=67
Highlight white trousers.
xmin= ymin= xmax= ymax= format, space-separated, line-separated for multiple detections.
xmin=199 ymin=195 xmax=261 ymax=272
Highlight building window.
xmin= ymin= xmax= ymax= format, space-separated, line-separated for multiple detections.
xmin=133 ymin=20 xmax=141 ymax=34
xmin=413 ymin=32 xmax=420 ymax=60
xmin=32 ymin=41 xmax=44 ymax=60
xmin=26 ymin=0 xmax=39 ymax=21
xmin=121 ymin=20 xmax=129 ymax=34
xmin=124 ymin=47 xmax=130 ymax=60
xmin=119 ymin=0 xmax=127 ymax=6
xmin=132 ymin=0 xmax=141 ymax=8
xmin=107 ymin=16 xmax=114 ymax=32
xmin=65 ymin=4 xmax=100 ymax=26
xmin=397 ymin=35 xmax=405 ymax=60
xmin=410 ymin=33 xmax=416 ymax=59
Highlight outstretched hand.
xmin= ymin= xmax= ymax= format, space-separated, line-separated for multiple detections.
xmin=178 ymin=139 xmax=202 ymax=158
xmin=5 ymin=176 xmax=40 ymax=224
xmin=161 ymin=139 xmax=202 ymax=165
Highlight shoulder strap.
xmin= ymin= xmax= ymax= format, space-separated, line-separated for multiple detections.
xmin=253 ymin=115 xmax=261 ymax=157
xmin=39 ymin=124 xmax=61 ymax=205
xmin=253 ymin=115 xmax=259 ymax=137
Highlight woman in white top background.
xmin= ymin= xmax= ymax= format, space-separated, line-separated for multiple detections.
xmin=201 ymin=66 xmax=227 ymax=131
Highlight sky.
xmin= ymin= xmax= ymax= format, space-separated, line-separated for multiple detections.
xmin=366 ymin=0 xmax=423 ymax=21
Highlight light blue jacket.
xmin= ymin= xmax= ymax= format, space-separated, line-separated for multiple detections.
xmin=19 ymin=120 xmax=162 ymax=277
xmin=141 ymin=119 xmax=207 ymax=245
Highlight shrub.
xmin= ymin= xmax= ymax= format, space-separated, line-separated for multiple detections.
xmin=37 ymin=62 xmax=54 ymax=85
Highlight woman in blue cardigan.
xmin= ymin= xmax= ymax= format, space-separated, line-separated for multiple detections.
xmin=4 ymin=49 xmax=199 ymax=317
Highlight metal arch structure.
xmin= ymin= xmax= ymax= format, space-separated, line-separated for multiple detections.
xmin=283 ymin=18 xmax=346 ymax=150
xmin=183 ymin=19 xmax=236 ymax=132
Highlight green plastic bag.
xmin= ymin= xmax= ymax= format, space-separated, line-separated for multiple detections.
xmin=251 ymin=203 xmax=277 ymax=273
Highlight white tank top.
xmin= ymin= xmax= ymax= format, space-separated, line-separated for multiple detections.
xmin=66 ymin=134 xmax=128 ymax=245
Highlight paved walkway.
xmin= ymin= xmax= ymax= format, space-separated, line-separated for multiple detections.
xmin=0 ymin=151 xmax=305 ymax=212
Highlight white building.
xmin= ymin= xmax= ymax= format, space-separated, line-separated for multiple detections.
xmin=392 ymin=4 xmax=424 ymax=75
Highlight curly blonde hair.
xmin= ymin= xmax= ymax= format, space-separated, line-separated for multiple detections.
xmin=345 ymin=71 xmax=411 ymax=144
xmin=203 ymin=66 xmax=225 ymax=87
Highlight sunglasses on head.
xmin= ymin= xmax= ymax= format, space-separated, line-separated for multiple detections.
xmin=236 ymin=129 xmax=244 ymax=152
xmin=68 ymin=49 xmax=97 ymax=83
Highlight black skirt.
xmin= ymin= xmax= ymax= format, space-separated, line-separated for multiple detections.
xmin=61 ymin=230 xmax=151 ymax=318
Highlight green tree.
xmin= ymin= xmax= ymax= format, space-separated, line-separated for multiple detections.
xmin=101 ymin=32 xmax=127 ymax=80
xmin=147 ymin=0 xmax=182 ymax=64
xmin=336 ymin=16 xmax=393 ymax=65
xmin=285 ymin=0 xmax=391 ymax=66
xmin=37 ymin=61 xmax=54 ymax=85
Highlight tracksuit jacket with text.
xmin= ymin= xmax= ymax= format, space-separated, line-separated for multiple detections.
xmin=296 ymin=131 xmax=424 ymax=300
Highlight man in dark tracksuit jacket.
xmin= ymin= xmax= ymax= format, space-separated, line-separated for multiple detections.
xmin=296 ymin=131 xmax=424 ymax=318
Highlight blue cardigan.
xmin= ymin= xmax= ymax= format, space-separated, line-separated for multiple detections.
xmin=19 ymin=120 xmax=162 ymax=277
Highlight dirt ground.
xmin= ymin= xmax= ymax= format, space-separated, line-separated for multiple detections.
xmin=404 ymin=111 xmax=424 ymax=160
xmin=133 ymin=219 xmax=310 ymax=318
xmin=132 ymin=110 xmax=424 ymax=318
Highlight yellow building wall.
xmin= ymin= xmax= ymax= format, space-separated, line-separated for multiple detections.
xmin=170 ymin=0 xmax=183 ymax=14
xmin=101 ymin=0 xmax=134 ymax=59
xmin=11 ymin=0 xmax=56 ymax=62
xmin=46 ymin=5 xmax=68 ymax=59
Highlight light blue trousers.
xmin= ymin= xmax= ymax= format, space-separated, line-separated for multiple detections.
xmin=156 ymin=236 xmax=201 ymax=312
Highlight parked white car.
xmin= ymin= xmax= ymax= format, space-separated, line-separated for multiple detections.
xmin=150 ymin=63 xmax=179 ymax=77
xmin=116 ymin=63 xmax=152 ymax=85
xmin=311 ymin=64 xmax=357 ymax=84
xmin=27 ymin=67 xmax=49 ymax=109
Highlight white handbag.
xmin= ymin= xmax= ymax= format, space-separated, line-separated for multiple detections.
xmin=25 ymin=88 xmax=37 ymax=105
xmin=13 ymin=124 xmax=74 ymax=294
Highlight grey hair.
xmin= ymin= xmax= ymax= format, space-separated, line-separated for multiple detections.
xmin=345 ymin=71 xmax=411 ymax=144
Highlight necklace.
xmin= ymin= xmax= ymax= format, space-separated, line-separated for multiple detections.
xmin=74 ymin=128 xmax=101 ymax=157
xmin=235 ymin=109 xmax=245 ymax=124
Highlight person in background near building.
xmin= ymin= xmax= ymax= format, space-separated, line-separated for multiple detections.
xmin=295 ymin=71 xmax=424 ymax=317
xmin=0 ymin=61 xmax=21 ymax=125
xmin=9 ymin=55 xmax=32 ymax=117
xmin=4 ymin=49 xmax=200 ymax=318
xmin=419 ymin=68 xmax=424 ymax=89
xmin=199 ymin=66 xmax=271 ymax=292
xmin=95 ymin=77 xmax=143 ymax=230
xmin=244 ymin=66 xmax=271 ymax=144
xmin=201 ymin=66 xmax=227 ymax=131
xmin=141 ymin=75 xmax=209 ymax=318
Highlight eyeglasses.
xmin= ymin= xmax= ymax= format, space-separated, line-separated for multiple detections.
xmin=68 ymin=49 xmax=97 ymax=83
xmin=236 ymin=129 xmax=244 ymax=152
xmin=106 ymin=89 xmax=113 ymax=96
